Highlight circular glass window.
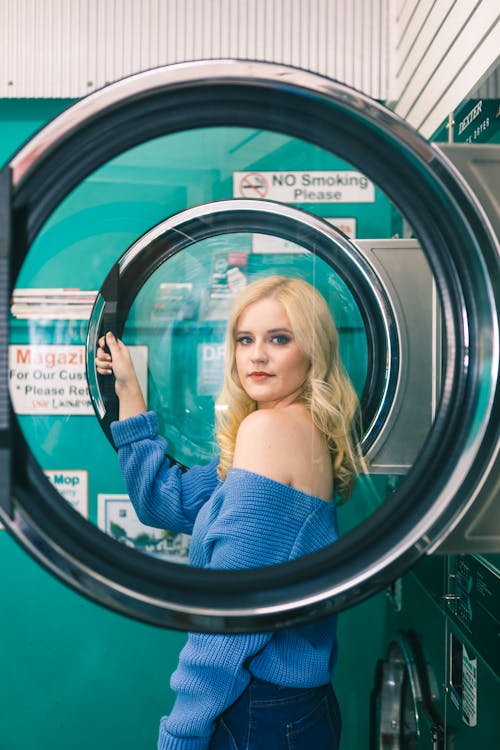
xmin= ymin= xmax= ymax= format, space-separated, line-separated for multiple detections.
xmin=120 ymin=235 xmax=369 ymax=470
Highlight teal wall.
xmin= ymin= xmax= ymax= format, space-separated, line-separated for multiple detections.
xmin=0 ymin=532 xmax=186 ymax=749
xmin=0 ymin=528 xmax=387 ymax=750
xmin=1 ymin=99 xmax=390 ymax=749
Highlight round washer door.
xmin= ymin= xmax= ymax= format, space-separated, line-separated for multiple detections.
xmin=85 ymin=199 xmax=398 ymax=463
xmin=371 ymin=637 xmax=444 ymax=749
xmin=1 ymin=60 xmax=498 ymax=632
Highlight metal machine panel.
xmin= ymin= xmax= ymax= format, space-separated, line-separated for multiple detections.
xmin=356 ymin=239 xmax=439 ymax=474
xmin=435 ymin=144 xmax=500 ymax=554
xmin=445 ymin=616 xmax=500 ymax=748
xmin=440 ymin=144 xmax=500 ymax=240
xmin=371 ymin=572 xmax=447 ymax=748
xmin=445 ymin=554 xmax=500 ymax=679
xmin=382 ymin=554 xmax=500 ymax=748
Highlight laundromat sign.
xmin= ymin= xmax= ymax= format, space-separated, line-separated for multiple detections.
xmin=9 ymin=344 xmax=93 ymax=415
xmin=233 ymin=170 xmax=375 ymax=203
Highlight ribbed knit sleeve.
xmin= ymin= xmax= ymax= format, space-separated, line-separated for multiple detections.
xmin=157 ymin=469 xmax=339 ymax=750
xmin=110 ymin=411 xmax=219 ymax=534
xmin=158 ymin=630 xmax=272 ymax=750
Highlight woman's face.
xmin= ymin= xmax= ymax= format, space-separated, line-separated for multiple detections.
xmin=234 ymin=296 xmax=310 ymax=409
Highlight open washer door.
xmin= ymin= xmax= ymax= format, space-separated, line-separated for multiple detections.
xmin=371 ymin=636 xmax=445 ymax=749
xmin=85 ymin=199 xmax=399 ymax=465
xmin=0 ymin=60 xmax=498 ymax=632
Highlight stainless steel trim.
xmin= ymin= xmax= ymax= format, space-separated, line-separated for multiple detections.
xmin=10 ymin=59 xmax=434 ymax=188
xmin=88 ymin=198 xmax=398 ymax=453
xmin=85 ymin=294 xmax=106 ymax=419
xmin=6 ymin=59 xmax=499 ymax=629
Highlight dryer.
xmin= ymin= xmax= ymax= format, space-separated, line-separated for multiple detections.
xmin=370 ymin=571 xmax=447 ymax=749
xmin=443 ymin=554 xmax=500 ymax=747
xmin=374 ymin=554 xmax=500 ymax=749
xmin=0 ymin=60 xmax=498 ymax=633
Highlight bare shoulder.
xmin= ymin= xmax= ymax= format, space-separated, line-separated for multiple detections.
xmin=237 ymin=407 xmax=293 ymax=436
xmin=235 ymin=407 xmax=305 ymax=451
xmin=232 ymin=405 xmax=332 ymax=498
xmin=232 ymin=409 xmax=297 ymax=484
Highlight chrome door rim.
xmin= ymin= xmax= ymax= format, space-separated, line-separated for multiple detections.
xmin=85 ymin=198 xmax=399 ymax=455
xmin=2 ymin=59 xmax=498 ymax=631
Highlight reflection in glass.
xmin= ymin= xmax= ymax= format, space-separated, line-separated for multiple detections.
xmin=123 ymin=233 xmax=367 ymax=468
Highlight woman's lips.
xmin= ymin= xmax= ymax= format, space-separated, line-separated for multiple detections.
xmin=249 ymin=372 xmax=273 ymax=381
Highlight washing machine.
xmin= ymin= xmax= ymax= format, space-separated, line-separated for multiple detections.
xmin=368 ymin=131 xmax=500 ymax=747
xmin=0 ymin=60 xmax=498 ymax=635
xmin=372 ymin=553 xmax=500 ymax=749
xmin=370 ymin=571 xmax=447 ymax=748
xmin=443 ymin=554 xmax=500 ymax=747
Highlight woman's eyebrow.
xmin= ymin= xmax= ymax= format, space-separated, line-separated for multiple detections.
xmin=235 ymin=327 xmax=293 ymax=335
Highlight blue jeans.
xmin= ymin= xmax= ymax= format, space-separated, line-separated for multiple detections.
xmin=210 ymin=677 xmax=341 ymax=750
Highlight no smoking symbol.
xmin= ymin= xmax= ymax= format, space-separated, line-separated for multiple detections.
xmin=239 ymin=172 xmax=268 ymax=198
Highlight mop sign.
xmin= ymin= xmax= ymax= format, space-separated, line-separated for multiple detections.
xmin=9 ymin=344 xmax=93 ymax=415
xmin=44 ymin=470 xmax=88 ymax=517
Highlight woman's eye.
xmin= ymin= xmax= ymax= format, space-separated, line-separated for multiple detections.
xmin=236 ymin=336 xmax=252 ymax=345
xmin=272 ymin=334 xmax=291 ymax=345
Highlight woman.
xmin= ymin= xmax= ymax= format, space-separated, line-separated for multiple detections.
xmin=96 ymin=275 xmax=361 ymax=750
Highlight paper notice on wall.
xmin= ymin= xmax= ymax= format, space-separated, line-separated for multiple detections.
xmin=9 ymin=344 xmax=148 ymax=415
xmin=9 ymin=345 xmax=92 ymax=414
xmin=10 ymin=288 xmax=97 ymax=320
xmin=233 ymin=171 xmax=375 ymax=203
xmin=98 ymin=494 xmax=191 ymax=563
xmin=251 ymin=220 xmax=356 ymax=254
xmin=44 ymin=470 xmax=88 ymax=517
xmin=461 ymin=646 xmax=478 ymax=727
xmin=197 ymin=342 xmax=225 ymax=396
xmin=251 ymin=234 xmax=306 ymax=254
xmin=2 ymin=468 xmax=88 ymax=527
xmin=325 ymin=217 xmax=357 ymax=239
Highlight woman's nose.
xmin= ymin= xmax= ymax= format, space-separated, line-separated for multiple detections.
xmin=250 ymin=341 xmax=268 ymax=362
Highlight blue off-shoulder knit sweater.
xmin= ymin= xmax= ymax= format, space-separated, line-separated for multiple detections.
xmin=111 ymin=411 xmax=340 ymax=750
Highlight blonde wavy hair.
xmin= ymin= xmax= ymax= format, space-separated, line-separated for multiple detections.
xmin=215 ymin=276 xmax=363 ymax=500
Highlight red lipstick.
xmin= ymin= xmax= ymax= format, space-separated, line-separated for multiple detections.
xmin=249 ymin=371 xmax=272 ymax=381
